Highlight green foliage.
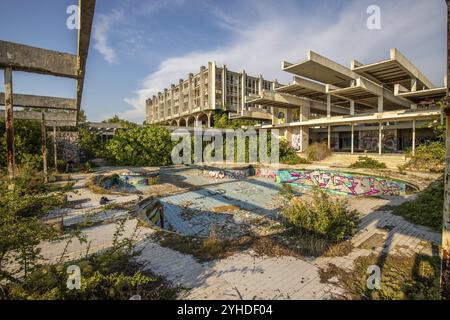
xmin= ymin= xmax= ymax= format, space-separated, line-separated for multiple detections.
xmin=406 ymin=141 xmax=445 ymax=172
xmin=0 ymin=175 xmax=66 ymax=284
xmin=106 ymin=125 xmax=173 ymax=166
xmin=279 ymin=139 xmax=310 ymax=165
xmin=0 ymin=119 xmax=45 ymax=171
xmin=305 ymin=143 xmax=331 ymax=161
xmin=78 ymin=127 xmax=104 ymax=160
xmin=212 ymin=110 xmax=258 ymax=129
xmin=392 ymin=179 xmax=443 ymax=231
xmin=103 ymin=115 xmax=138 ymax=128
xmin=282 ymin=189 xmax=359 ymax=243
xmin=2 ymin=248 xmax=179 ymax=300
xmin=349 ymin=156 xmax=387 ymax=169
xmin=321 ymin=252 xmax=441 ymax=300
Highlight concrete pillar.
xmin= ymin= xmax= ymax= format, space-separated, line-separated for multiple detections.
xmin=185 ymin=117 xmax=189 ymax=128
xmin=4 ymin=67 xmax=15 ymax=187
xmin=207 ymin=112 xmax=212 ymax=128
xmin=350 ymin=100 xmax=355 ymax=116
xmin=188 ymin=73 xmax=194 ymax=112
xmin=200 ymin=66 xmax=205 ymax=110
xmin=241 ymin=70 xmax=246 ymax=114
xmin=327 ymin=94 xmax=331 ymax=118
xmin=53 ymin=124 xmax=58 ymax=173
xmin=163 ymin=89 xmax=168 ymax=120
xmin=258 ymin=74 xmax=263 ymax=95
xmin=41 ymin=112 xmax=48 ymax=183
xmin=209 ymin=62 xmax=216 ymax=110
xmin=412 ymin=119 xmax=416 ymax=156
xmin=377 ymin=96 xmax=383 ymax=113
xmin=327 ymin=125 xmax=331 ymax=149
xmin=411 ymin=78 xmax=417 ymax=92
xmin=221 ymin=65 xmax=227 ymax=109
xmin=378 ymin=122 xmax=382 ymax=155
xmin=300 ymin=126 xmax=309 ymax=152
xmin=351 ymin=124 xmax=354 ymax=154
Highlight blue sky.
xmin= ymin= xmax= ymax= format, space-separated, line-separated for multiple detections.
xmin=0 ymin=0 xmax=447 ymax=123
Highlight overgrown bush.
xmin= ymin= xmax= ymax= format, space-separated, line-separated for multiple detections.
xmin=305 ymin=143 xmax=331 ymax=161
xmin=282 ymin=189 xmax=359 ymax=243
xmin=405 ymin=141 xmax=445 ymax=172
xmin=349 ymin=156 xmax=387 ymax=169
xmin=2 ymin=248 xmax=179 ymax=300
xmin=392 ymin=179 xmax=443 ymax=231
xmin=279 ymin=139 xmax=310 ymax=165
xmin=106 ymin=125 xmax=173 ymax=166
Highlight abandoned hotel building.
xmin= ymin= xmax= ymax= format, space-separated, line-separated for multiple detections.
xmin=146 ymin=49 xmax=446 ymax=155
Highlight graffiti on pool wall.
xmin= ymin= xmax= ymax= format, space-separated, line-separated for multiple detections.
xmin=276 ymin=170 xmax=407 ymax=196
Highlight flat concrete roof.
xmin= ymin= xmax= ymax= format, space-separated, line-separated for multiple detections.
xmin=282 ymin=51 xmax=357 ymax=87
xmin=352 ymin=48 xmax=434 ymax=89
xmin=396 ymin=87 xmax=446 ymax=103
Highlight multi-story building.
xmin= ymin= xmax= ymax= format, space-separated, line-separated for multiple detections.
xmin=146 ymin=49 xmax=445 ymax=155
xmin=145 ymin=61 xmax=279 ymax=127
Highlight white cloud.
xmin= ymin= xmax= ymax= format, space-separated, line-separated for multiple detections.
xmin=93 ymin=9 xmax=123 ymax=64
xmin=122 ymin=0 xmax=446 ymax=122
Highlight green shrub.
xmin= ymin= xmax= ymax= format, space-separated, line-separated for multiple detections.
xmin=405 ymin=141 xmax=445 ymax=172
xmin=279 ymin=139 xmax=310 ymax=165
xmin=305 ymin=143 xmax=331 ymax=161
xmin=2 ymin=249 xmax=179 ymax=300
xmin=282 ymin=189 xmax=359 ymax=243
xmin=349 ymin=156 xmax=387 ymax=169
xmin=392 ymin=179 xmax=443 ymax=231
xmin=106 ymin=125 xmax=174 ymax=166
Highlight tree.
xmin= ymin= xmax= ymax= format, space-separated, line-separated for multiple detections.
xmin=106 ymin=125 xmax=173 ymax=166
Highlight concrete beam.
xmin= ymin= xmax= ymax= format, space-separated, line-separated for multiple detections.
xmin=0 ymin=40 xmax=78 ymax=78
xmin=76 ymin=0 xmax=96 ymax=117
xmin=0 ymin=110 xmax=77 ymax=125
xmin=390 ymin=48 xmax=434 ymax=89
xmin=257 ymin=107 xmax=440 ymax=128
xmin=0 ymin=93 xmax=76 ymax=110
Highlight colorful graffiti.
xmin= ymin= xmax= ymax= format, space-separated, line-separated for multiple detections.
xmin=276 ymin=170 xmax=410 ymax=196
xmin=206 ymin=167 xmax=255 ymax=180
xmin=255 ymin=168 xmax=277 ymax=180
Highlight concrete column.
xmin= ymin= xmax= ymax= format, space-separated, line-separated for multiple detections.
xmin=41 ymin=112 xmax=48 ymax=183
xmin=327 ymin=125 xmax=331 ymax=149
xmin=185 ymin=117 xmax=189 ymax=128
xmin=412 ymin=119 xmax=416 ymax=156
xmin=188 ymin=73 xmax=193 ymax=112
xmin=170 ymin=84 xmax=175 ymax=117
xmin=207 ymin=112 xmax=212 ymax=128
xmin=200 ymin=66 xmax=205 ymax=110
xmin=53 ymin=124 xmax=58 ymax=173
xmin=163 ymin=89 xmax=168 ymax=120
xmin=327 ymin=94 xmax=331 ymax=118
xmin=351 ymin=124 xmax=354 ymax=154
xmin=241 ymin=70 xmax=246 ymax=114
xmin=209 ymin=62 xmax=216 ymax=110
xmin=377 ymin=96 xmax=383 ymax=113
xmin=411 ymin=78 xmax=418 ymax=92
xmin=258 ymin=74 xmax=263 ymax=95
xmin=378 ymin=122 xmax=382 ymax=155
xmin=221 ymin=65 xmax=227 ymax=109
xmin=350 ymin=100 xmax=355 ymax=116
xmin=4 ymin=67 xmax=15 ymax=186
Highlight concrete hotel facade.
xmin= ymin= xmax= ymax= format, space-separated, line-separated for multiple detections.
xmin=146 ymin=49 xmax=446 ymax=155
xmin=146 ymin=62 xmax=277 ymax=127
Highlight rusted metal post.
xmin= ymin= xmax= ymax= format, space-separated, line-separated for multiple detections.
xmin=41 ymin=112 xmax=48 ymax=183
xmin=4 ymin=67 xmax=15 ymax=188
xmin=441 ymin=0 xmax=450 ymax=300
xmin=53 ymin=124 xmax=58 ymax=174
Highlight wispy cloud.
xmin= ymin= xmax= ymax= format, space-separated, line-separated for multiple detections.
xmin=93 ymin=9 xmax=123 ymax=64
xmin=121 ymin=0 xmax=446 ymax=122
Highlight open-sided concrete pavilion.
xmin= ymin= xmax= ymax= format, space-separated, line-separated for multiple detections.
xmin=248 ymin=49 xmax=445 ymax=155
